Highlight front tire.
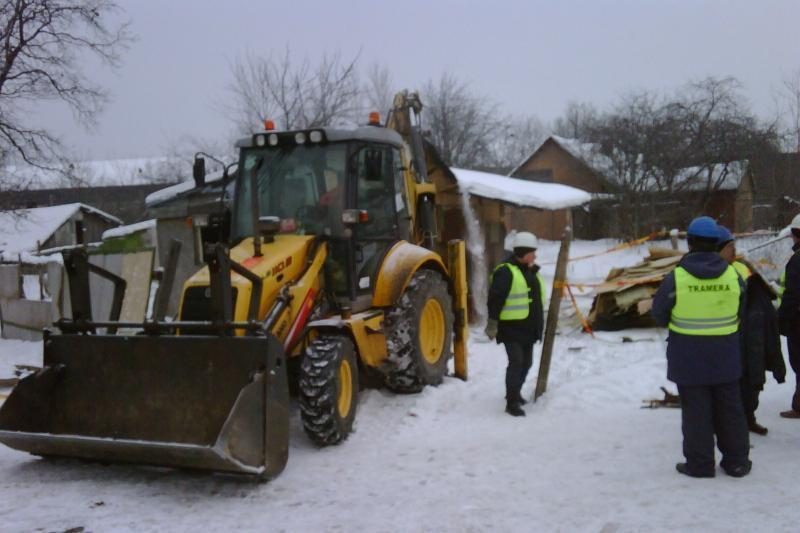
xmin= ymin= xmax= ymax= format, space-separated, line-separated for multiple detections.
xmin=299 ymin=335 xmax=359 ymax=446
xmin=384 ymin=270 xmax=454 ymax=393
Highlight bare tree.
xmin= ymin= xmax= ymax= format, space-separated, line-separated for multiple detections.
xmin=665 ymin=78 xmax=778 ymax=198
xmin=422 ymin=73 xmax=500 ymax=168
xmin=778 ymin=68 xmax=800 ymax=152
xmin=0 ymin=0 xmax=133 ymax=176
xmin=226 ymin=47 xmax=361 ymax=134
xmin=587 ymin=91 xmax=668 ymax=234
xmin=552 ymin=101 xmax=598 ymax=139
xmin=489 ymin=114 xmax=548 ymax=172
xmin=362 ymin=62 xmax=394 ymax=118
xmin=584 ymin=78 xmax=778 ymax=236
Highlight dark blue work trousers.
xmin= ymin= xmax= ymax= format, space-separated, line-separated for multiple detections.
xmin=786 ymin=334 xmax=800 ymax=411
xmin=677 ymin=381 xmax=750 ymax=475
xmin=503 ymin=340 xmax=534 ymax=404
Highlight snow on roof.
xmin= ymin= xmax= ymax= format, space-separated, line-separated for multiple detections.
xmin=508 ymin=135 xmax=615 ymax=180
xmin=145 ymin=170 xmax=226 ymax=207
xmin=451 ymin=167 xmax=591 ymax=210
xmin=3 ymin=157 xmax=186 ymax=190
xmin=549 ymin=136 xmax=616 ymax=178
xmin=0 ymin=203 xmax=121 ymax=256
xmin=673 ymin=160 xmax=748 ymax=191
xmin=102 ymin=219 xmax=156 ymax=240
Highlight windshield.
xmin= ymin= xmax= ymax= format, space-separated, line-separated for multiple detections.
xmin=233 ymin=142 xmax=347 ymax=240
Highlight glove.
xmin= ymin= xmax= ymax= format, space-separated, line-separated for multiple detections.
xmin=484 ymin=318 xmax=498 ymax=340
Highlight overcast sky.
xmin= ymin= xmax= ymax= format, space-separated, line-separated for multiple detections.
xmin=49 ymin=0 xmax=800 ymax=161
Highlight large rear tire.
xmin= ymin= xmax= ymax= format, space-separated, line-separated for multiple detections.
xmin=299 ymin=335 xmax=359 ymax=446
xmin=384 ymin=270 xmax=454 ymax=393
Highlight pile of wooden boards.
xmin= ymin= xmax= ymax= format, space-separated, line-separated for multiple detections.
xmin=588 ymin=247 xmax=684 ymax=331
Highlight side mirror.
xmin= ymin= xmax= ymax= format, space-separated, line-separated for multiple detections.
xmin=257 ymin=215 xmax=281 ymax=243
xmin=193 ymin=156 xmax=206 ymax=187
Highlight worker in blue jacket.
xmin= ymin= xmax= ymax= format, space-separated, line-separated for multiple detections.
xmin=652 ymin=216 xmax=750 ymax=478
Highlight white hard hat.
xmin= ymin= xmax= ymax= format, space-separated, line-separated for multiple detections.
xmin=513 ymin=231 xmax=538 ymax=250
xmin=779 ymin=213 xmax=800 ymax=238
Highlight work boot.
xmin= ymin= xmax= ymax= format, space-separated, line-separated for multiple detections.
xmin=779 ymin=409 xmax=800 ymax=419
xmin=748 ymin=420 xmax=768 ymax=435
xmin=722 ymin=460 xmax=752 ymax=478
xmin=505 ymin=403 xmax=526 ymax=417
xmin=518 ymin=397 xmax=528 ymax=406
xmin=675 ymin=463 xmax=714 ymax=478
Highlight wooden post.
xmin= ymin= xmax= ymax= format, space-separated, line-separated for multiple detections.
xmin=534 ymin=218 xmax=572 ymax=402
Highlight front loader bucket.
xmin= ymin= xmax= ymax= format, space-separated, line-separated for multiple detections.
xmin=0 ymin=333 xmax=289 ymax=480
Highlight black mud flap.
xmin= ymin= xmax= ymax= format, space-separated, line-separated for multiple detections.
xmin=0 ymin=334 xmax=289 ymax=480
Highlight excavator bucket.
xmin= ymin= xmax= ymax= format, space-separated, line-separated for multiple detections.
xmin=0 ymin=332 xmax=290 ymax=480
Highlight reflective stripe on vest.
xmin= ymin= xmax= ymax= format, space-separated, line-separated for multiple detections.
xmin=668 ymin=265 xmax=740 ymax=336
xmin=777 ymin=269 xmax=786 ymax=306
xmin=732 ymin=261 xmax=751 ymax=280
xmin=493 ymin=263 xmax=530 ymax=320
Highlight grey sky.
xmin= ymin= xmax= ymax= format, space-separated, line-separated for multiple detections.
xmin=51 ymin=0 xmax=800 ymax=160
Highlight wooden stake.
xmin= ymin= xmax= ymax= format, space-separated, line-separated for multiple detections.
xmin=534 ymin=218 xmax=572 ymax=402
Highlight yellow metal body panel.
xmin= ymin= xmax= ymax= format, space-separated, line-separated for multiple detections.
xmin=345 ymin=311 xmax=387 ymax=367
xmin=179 ymin=235 xmax=323 ymax=345
xmin=372 ymin=241 xmax=447 ymax=307
xmin=306 ymin=310 xmax=387 ymax=368
xmin=274 ymin=240 xmax=327 ymax=353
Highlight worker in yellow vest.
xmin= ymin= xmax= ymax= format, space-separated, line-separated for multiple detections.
xmin=778 ymin=214 xmax=800 ymax=418
xmin=652 ymin=216 xmax=750 ymax=478
xmin=717 ymin=225 xmax=785 ymax=435
xmin=485 ymin=231 xmax=546 ymax=417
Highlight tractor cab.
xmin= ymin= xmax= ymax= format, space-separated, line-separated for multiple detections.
xmin=232 ymin=125 xmax=412 ymax=310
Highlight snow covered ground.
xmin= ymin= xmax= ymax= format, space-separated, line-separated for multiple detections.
xmin=1 ymin=237 xmax=798 ymax=532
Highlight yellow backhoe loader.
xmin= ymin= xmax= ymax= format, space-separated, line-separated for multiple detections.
xmin=0 ymin=91 xmax=468 ymax=480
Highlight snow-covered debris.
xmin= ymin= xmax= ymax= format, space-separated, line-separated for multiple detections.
xmin=0 ymin=203 xmax=121 ymax=257
xmin=102 ymin=219 xmax=157 ymax=240
xmin=451 ymin=167 xmax=590 ymax=210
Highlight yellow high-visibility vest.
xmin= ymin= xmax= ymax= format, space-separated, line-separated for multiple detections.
xmin=777 ymin=270 xmax=786 ymax=306
xmin=668 ymin=265 xmax=740 ymax=336
xmin=732 ymin=260 xmax=751 ymax=280
xmin=492 ymin=263 xmax=546 ymax=320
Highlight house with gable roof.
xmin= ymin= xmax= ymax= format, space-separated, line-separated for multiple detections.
xmin=509 ymin=135 xmax=757 ymax=239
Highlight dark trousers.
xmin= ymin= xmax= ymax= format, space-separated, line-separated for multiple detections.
xmin=678 ymin=382 xmax=750 ymax=475
xmin=787 ymin=334 xmax=800 ymax=411
xmin=503 ymin=340 xmax=534 ymax=404
xmin=739 ymin=380 xmax=761 ymax=425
